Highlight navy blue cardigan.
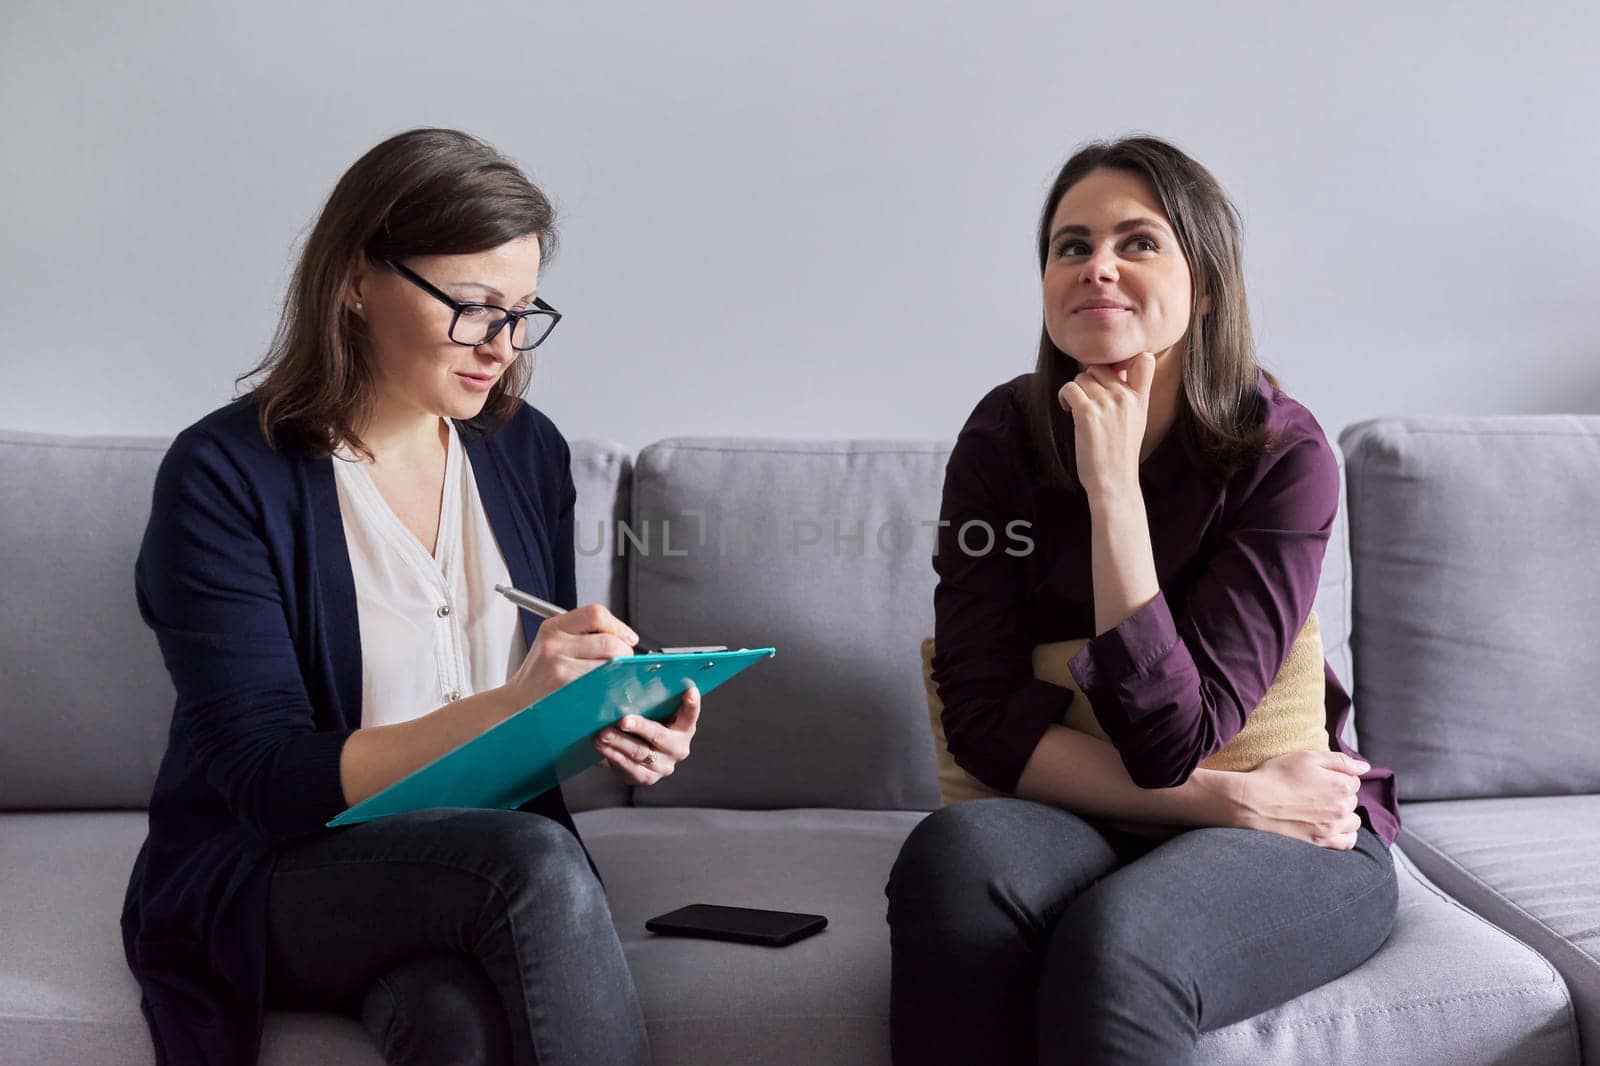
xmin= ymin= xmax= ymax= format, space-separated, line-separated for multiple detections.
xmin=120 ymin=396 xmax=590 ymax=1066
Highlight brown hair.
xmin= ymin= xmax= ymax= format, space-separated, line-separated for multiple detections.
xmin=236 ymin=127 xmax=558 ymax=458
xmin=1026 ymin=135 xmax=1284 ymax=492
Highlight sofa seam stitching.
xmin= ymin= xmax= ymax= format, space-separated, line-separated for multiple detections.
xmin=1198 ymin=985 xmax=1572 ymax=1039
xmin=1396 ymin=845 xmax=1570 ymax=988
xmin=1400 ymin=832 xmax=1600 ymax=971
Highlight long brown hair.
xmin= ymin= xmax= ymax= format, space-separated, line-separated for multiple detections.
xmin=237 ymin=127 xmax=558 ymax=458
xmin=1026 ymin=136 xmax=1285 ymax=492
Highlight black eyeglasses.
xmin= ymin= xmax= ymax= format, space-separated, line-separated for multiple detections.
xmin=382 ymin=257 xmax=561 ymax=351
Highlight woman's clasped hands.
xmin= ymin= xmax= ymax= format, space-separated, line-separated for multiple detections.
xmin=1237 ymin=750 xmax=1370 ymax=851
xmin=504 ymin=603 xmax=700 ymax=786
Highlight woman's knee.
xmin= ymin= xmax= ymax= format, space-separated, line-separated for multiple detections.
xmin=409 ymin=806 xmax=608 ymax=941
xmin=1352 ymin=830 xmax=1400 ymax=954
xmin=434 ymin=810 xmax=605 ymax=923
xmin=889 ymin=802 xmax=1006 ymax=903
xmin=1050 ymin=886 xmax=1172 ymax=982
xmin=361 ymin=953 xmax=511 ymax=1066
xmin=886 ymin=800 xmax=1108 ymax=943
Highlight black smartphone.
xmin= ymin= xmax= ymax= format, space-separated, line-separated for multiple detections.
xmin=644 ymin=904 xmax=828 ymax=947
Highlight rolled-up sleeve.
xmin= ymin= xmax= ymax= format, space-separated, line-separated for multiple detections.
xmin=1067 ymin=432 xmax=1341 ymax=789
xmin=135 ymin=429 xmax=354 ymax=842
xmin=931 ymin=417 xmax=1071 ymax=793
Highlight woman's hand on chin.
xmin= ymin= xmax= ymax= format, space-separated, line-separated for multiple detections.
xmin=1058 ymin=351 xmax=1155 ymax=500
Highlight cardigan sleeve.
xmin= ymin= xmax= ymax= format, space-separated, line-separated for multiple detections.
xmin=1066 ymin=430 xmax=1341 ymax=789
xmin=134 ymin=428 xmax=353 ymax=842
xmin=553 ymin=439 xmax=578 ymax=611
xmin=931 ymin=407 xmax=1073 ymax=793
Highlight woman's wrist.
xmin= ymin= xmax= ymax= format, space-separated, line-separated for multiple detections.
xmin=1085 ymin=479 xmax=1143 ymax=516
xmin=1180 ymin=767 xmax=1251 ymax=829
xmin=486 ymin=682 xmax=534 ymax=722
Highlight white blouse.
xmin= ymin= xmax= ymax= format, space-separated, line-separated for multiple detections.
xmin=332 ymin=420 xmax=524 ymax=729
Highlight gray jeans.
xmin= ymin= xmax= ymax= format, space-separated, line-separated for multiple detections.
xmin=264 ymin=808 xmax=650 ymax=1066
xmin=885 ymin=798 xmax=1396 ymax=1065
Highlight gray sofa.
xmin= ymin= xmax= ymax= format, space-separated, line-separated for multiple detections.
xmin=2 ymin=414 xmax=1594 ymax=1065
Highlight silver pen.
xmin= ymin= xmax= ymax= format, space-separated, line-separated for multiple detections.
xmin=493 ymin=583 xmax=727 ymax=655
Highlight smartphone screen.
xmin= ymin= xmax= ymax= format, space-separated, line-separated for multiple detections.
xmin=645 ymin=904 xmax=828 ymax=947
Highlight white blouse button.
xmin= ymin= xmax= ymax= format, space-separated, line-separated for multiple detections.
xmin=436 ymin=604 xmax=452 ymax=618
xmin=447 ymin=690 xmax=462 ymax=702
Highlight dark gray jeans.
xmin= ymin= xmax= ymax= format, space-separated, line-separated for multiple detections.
xmin=885 ymin=798 xmax=1396 ymax=1065
xmin=264 ymin=808 xmax=650 ymax=1066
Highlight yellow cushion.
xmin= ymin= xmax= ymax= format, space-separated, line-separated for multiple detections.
xmin=921 ymin=610 xmax=1330 ymax=833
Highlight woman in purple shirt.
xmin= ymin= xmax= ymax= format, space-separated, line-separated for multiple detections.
xmin=886 ymin=136 xmax=1401 ymax=1064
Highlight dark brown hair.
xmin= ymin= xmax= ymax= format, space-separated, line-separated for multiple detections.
xmin=237 ymin=127 xmax=558 ymax=458
xmin=1026 ymin=135 xmax=1284 ymax=492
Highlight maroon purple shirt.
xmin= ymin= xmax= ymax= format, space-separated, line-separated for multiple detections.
xmin=931 ymin=369 xmax=1400 ymax=847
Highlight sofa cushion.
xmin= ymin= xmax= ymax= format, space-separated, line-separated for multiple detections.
xmin=0 ymin=430 xmax=630 ymax=814
xmin=1325 ymin=447 xmax=1359 ymax=749
xmin=1339 ymin=416 xmax=1600 ymax=801
xmin=569 ymin=438 xmax=631 ymax=616
xmin=0 ymin=811 xmax=384 ymax=1065
xmin=626 ymin=439 xmax=953 ymax=810
xmin=561 ymin=440 xmax=634 ymax=812
xmin=576 ymin=807 xmax=1577 ymax=1066
xmin=1399 ymin=795 xmax=1600 ymax=1065
xmin=579 ymin=806 xmax=927 ymax=1063
xmin=0 ymin=809 xmax=1576 ymax=1066
xmin=625 ymin=438 xmax=1359 ymax=810
xmin=0 ymin=431 xmax=172 ymax=810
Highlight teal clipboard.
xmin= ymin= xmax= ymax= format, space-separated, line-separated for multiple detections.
xmin=327 ymin=647 xmax=776 ymax=828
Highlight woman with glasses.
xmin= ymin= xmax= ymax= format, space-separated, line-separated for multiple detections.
xmin=888 ymin=137 xmax=1402 ymax=1064
xmin=121 ymin=128 xmax=680 ymax=1066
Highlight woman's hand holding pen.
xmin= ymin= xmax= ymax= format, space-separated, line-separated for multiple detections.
xmin=505 ymin=604 xmax=639 ymax=708
xmin=500 ymin=600 xmax=701 ymax=787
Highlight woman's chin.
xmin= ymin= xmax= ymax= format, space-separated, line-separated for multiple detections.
xmin=1067 ymin=348 xmax=1139 ymax=366
xmin=443 ymin=394 xmax=493 ymax=420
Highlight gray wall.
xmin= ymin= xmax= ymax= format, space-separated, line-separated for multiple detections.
xmin=3 ymin=1 xmax=1598 ymax=451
